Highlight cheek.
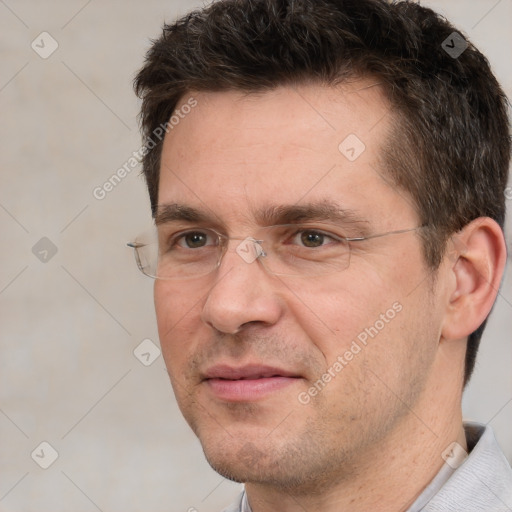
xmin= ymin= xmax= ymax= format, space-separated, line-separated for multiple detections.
xmin=283 ymin=272 xmax=393 ymax=352
xmin=284 ymin=258 xmax=428 ymax=384
xmin=154 ymin=282 xmax=202 ymax=370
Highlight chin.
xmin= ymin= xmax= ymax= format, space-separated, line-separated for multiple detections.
xmin=200 ymin=435 xmax=326 ymax=492
xmin=202 ymin=436 xmax=271 ymax=480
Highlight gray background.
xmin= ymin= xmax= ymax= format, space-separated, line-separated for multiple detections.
xmin=0 ymin=1 xmax=510 ymax=511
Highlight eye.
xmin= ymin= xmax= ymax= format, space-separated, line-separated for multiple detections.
xmin=177 ymin=231 xmax=216 ymax=249
xmin=292 ymin=229 xmax=338 ymax=248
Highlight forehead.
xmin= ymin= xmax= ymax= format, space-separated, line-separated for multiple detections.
xmin=158 ymin=82 xmax=416 ymax=228
xmin=166 ymin=80 xmax=390 ymax=157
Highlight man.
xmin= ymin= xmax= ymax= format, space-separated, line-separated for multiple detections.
xmin=128 ymin=0 xmax=512 ymax=510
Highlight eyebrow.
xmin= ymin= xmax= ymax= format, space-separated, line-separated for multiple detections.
xmin=155 ymin=203 xmax=212 ymax=225
xmin=155 ymin=201 xmax=369 ymax=230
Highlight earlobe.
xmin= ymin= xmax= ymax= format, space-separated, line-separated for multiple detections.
xmin=441 ymin=217 xmax=507 ymax=341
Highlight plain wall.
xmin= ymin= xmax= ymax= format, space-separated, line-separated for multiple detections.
xmin=1 ymin=1 xmax=510 ymax=511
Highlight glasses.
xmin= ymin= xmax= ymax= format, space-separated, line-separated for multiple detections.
xmin=127 ymin=223 xmax=424 ymax=280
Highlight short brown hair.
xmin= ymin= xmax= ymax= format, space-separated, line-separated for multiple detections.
xmin=134 ymin=0 xmax=510 ymax=386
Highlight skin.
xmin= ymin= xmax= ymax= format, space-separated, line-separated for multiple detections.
xmin=153 ymin=82 xmax=506 ymax=511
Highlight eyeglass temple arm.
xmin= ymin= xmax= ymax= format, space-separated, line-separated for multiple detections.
xmin=345 ymin=226 xmax=425 ymax=242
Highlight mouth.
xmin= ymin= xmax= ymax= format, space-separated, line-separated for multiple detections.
xmin=202 ymin=364 xmax=303 ymax=402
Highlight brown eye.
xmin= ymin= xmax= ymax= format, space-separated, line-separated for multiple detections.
xmin=300 ymin=231 xmax=326 ymax=248
xmin=183 ymin=232 xmax=207 ymax=248
xmin=173 ymin=231 xmax=216 ymax=249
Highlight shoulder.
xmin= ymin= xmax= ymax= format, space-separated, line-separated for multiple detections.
xmin=424 ymin=422 xmax=512 ymax=511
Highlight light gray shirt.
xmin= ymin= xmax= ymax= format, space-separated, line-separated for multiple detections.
xmin=221 ymin=422 xmax=512 ymax=511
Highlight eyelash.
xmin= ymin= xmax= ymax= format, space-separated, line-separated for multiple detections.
xmin=165 ymin=227 xmax=343 ymax=250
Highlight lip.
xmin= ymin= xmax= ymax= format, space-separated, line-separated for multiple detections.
xmin=202 ymin=364 xmax=302 ymax=402
xmin=202 ymin=364 xmax=300 ymax=381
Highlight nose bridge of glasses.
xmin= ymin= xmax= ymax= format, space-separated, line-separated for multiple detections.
xmin=217 ymin=233 xmax=266 ymax=266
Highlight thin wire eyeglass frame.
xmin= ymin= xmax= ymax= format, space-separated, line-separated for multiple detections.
xmin=127 ymin=224 xmax=426 ymax=280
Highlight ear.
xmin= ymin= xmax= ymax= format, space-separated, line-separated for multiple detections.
xmin=441 ymin=217 xmax=507 ymax=340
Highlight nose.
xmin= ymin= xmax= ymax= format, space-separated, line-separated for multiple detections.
xmin=200 ymin=243 xmax=283 ymax=335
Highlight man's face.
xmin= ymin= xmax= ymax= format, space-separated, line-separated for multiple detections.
xmin=154 ymin=83 xmax=445 ymax=489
